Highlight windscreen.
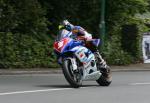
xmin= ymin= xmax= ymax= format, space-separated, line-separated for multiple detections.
xmin=55 ymin=29 xmax=71 ymax=41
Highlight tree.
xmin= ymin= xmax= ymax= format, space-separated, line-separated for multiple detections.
xmin=106 ymin=0 xmax=148 ymax=35
xmin=0 ymin=0 xmax=52 ymax=68
xmin=104 ymin=0 xmax=149 ymax=64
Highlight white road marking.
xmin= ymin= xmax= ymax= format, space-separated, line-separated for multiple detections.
xmin=0 ymin=88 xmax=72 ymax=96
xmin=130 ymin=82 xmax=150 ymax=85
xmin=0 ymin=87 xmax=88 ymax=96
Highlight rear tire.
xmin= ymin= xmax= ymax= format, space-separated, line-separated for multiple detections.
xmin=96 ymin=66 xmax=112 ymax=86
xmin=62 ymin=59 xmax=82 ymax=88
xmin=94 ymin=52 xmax=112 ymax=86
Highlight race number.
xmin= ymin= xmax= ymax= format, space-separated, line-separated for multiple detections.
xmin=58 ymin=41 xmax=64 ymax=49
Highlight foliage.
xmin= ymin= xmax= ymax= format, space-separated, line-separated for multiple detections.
xmin=106 ymin=0 xmax=148 ymax=34
xmin=103 ymin=17 xmax=149 ymax=65
xmin=0 ymin=32 xmax=58 ymax=68
xmin=39 ymin=0 xmax=101 ymax=36
xmin=0 ymin=0 xmax=56 ymax=68
xmin=103 ymin=30 xmax=134 ymax=65
xmin=0 ymin=0 xmax=150 ymax=68
xmin=122 ymin=18 xmax=149 ymax=59
xmin=103 ymin=0 xmax=149 ymax=65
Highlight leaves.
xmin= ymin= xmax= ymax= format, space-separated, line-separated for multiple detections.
xmin=0 ymin=0 xmax=150 ymax=68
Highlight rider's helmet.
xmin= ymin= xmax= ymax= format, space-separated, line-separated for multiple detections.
xmin=61 ymin=20 xmax=74 ymax=31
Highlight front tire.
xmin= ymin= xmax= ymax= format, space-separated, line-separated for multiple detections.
xmin=62 ymin=59 xmax=82 ymax=88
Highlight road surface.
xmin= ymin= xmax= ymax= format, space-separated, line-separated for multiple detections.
xmin=0 ymin=71 xmax=150 ymax=103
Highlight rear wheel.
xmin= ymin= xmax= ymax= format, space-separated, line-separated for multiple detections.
xmin=96 ymin=66 xmax=112 ymax=86
xmin=95 ymin=52 xmax=112 ymax=86
xmin=62 ymin=59 xmax=82 ymax=88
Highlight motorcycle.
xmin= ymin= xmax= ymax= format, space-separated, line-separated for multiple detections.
xmin=53 ymin=29 xmax=112 ymax=88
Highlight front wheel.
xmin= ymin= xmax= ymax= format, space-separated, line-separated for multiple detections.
xmin=62 ymin=59 xmax=82 ymax=88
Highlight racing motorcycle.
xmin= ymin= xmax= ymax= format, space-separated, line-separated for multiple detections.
xmin=53 ymin=29 xmax=112 ymax=88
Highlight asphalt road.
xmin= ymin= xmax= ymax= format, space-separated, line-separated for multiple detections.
xmin=0 ymin=71 xmax=150 ymax=103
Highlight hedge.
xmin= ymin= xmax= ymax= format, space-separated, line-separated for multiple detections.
xmin=0 ymin=32 xmax=58 ymax=68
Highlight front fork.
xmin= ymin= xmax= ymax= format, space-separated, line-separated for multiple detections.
xmin=70 ymin=58 xmax=78 ymax=71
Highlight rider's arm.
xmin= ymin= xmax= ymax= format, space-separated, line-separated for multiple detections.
xmin=72 ymin=26 xmax=92 ymax=40
xmin=72 ymin=26 xmax=85 ymax=36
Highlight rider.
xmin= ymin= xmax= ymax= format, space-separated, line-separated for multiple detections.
xmin=59 ymin=20 xmax=92 ymax=42
xmin=59 ymin=20 xmax=101 ymax=51
xmin=58 ymin=20 xmax=107 ymax=69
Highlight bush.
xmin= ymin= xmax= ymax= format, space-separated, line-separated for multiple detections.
xmin=0 ymin=32 xmax=58 ymax=68
xmin=103 ymin=35 xmax=133 ymax=65
xmin=103 ymin=18 xmax=149 ymax=65
xmin=121 ymin=18 xmax=149 ymax=62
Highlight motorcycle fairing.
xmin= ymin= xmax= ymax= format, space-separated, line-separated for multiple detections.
xmin=54 ymin=38 xmax=84 ymax=64
xmin=53 ymin=38 xmax=71 ymax=53
xmin=69 ymin=46 xmax=95 ymax=67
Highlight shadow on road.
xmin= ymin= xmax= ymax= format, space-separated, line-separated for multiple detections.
xmin=36 ymin=84 xmax=71 ymax=88
xmin=35 ymin=84 xmax=99 ymax=88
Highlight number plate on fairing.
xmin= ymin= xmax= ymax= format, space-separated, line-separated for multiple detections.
xmin=75 ymin=47 xmax=88 ymax=63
